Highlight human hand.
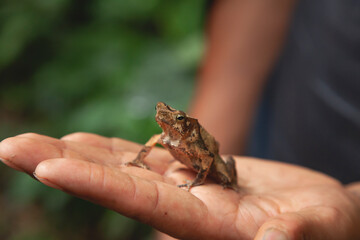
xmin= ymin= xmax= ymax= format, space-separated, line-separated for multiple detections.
xmin=0 ymin=133 xmax=359 ymax=240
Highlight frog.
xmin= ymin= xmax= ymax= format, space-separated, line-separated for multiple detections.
xmin=126 ymin=102 xmax=239 ymax=191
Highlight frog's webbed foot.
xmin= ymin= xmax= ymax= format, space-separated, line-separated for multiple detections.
xmin=124 ymin=144 xmax=155 ymax=170
xmin=223 ymin=155 xmax=240 ymax=192
xmin=124 ymin=161 xmax=150 ymax=170
xmin=177 ymin=180 xmax=203 ymax=191
xmin=221 ymin=182 xmax=240 ymax=192
xmin=178 ymin=168 xmax=207 ymax=191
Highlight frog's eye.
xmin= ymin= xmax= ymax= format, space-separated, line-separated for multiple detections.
xmin=176 ymin=115 xmax=185 ymax=121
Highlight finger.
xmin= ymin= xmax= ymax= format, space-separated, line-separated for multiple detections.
xmin=0 ymin=134 xmax=134 ymax=174
xmin=61 ymin=132 xmax=143 ymax=153
xmin=34 ymin=158 xmax=211 ymax=239
xmin=346 ymin=182 xmax=360 ymax=198
xmin=3 ymin=133 xmax=171 ymax=174
xmin=16 ymin=133 xmax=127 ymax=165
xmin=0 ymin=136 xmax=88 ymax=174
xmin=16 ymin=133 xmax=67 ymax=149
xmin=254 ymin=207 xmax=355 ymax=240
xmin=62 ymin=132 xmax=174 ymax=171
xmin=11 ymin=133 xmax=139 ymax=167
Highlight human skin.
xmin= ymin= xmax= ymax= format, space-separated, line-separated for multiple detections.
xmin=191 ymin=0 xmax=296 ymax=155
xmin=1 ymin=132 xmax=359 ymax=240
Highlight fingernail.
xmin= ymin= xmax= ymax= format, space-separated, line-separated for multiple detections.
xmin=263 ymin=228 xmax=289 ymax=240
xmin=33 ymin=172 xmax=63 ymax=191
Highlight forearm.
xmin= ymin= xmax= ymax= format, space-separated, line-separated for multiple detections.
xmin=191 ymin=0 xmax=296 ymax=154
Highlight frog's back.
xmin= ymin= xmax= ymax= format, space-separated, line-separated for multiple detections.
xmin=199 ymin=125 xmax=219 ymax=154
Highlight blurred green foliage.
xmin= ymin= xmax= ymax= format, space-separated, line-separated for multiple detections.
xmin=0 ymin=0 xmax=206 ymax=239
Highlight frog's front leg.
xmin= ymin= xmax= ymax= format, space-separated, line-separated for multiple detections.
xmin=178 ymin=153 xmax=214 ymax=191
xmin=125 ymin=134 xmax=161 ymax=169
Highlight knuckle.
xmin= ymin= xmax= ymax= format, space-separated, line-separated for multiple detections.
xmin=61 ymin=132 xmax=88 ymax=141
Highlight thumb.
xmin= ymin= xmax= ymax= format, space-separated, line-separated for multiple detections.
xmin=254 ymin=207 xmax=350 ymax=240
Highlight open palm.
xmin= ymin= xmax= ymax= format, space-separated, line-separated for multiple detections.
xmin=0 ymin=133 xmax=359 ymax=240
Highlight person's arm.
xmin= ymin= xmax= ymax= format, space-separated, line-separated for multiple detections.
xmin=191 ymin=0 xmax=296 ymax=154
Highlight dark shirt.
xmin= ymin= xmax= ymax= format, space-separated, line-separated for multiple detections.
xmin=253 ymin=0 xmax=360 ymax=183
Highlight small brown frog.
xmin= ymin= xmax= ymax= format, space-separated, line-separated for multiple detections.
xmin=127 ymin=102 xmax=239 ymax=191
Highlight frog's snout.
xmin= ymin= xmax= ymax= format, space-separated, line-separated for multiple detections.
xmin=155 ymin=102 xmax=168 ymax=111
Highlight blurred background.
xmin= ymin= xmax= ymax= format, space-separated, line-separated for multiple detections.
xmin=0 ymin=0 xmax=207 ymax=239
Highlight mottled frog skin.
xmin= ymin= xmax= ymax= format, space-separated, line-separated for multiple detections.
xmin=127 ymin=102 xmax=239 ymax=191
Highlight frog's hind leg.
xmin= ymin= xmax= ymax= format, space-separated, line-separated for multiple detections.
xmin=178 ymin=154 xmax=213 ymax=191
xmin=125 ymin=134 xmax=161 ymax=169
xmin=225 ymin=156 xmax=237 ymax=180
xmin=224 ymin=156 xmax=239 ymax=191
